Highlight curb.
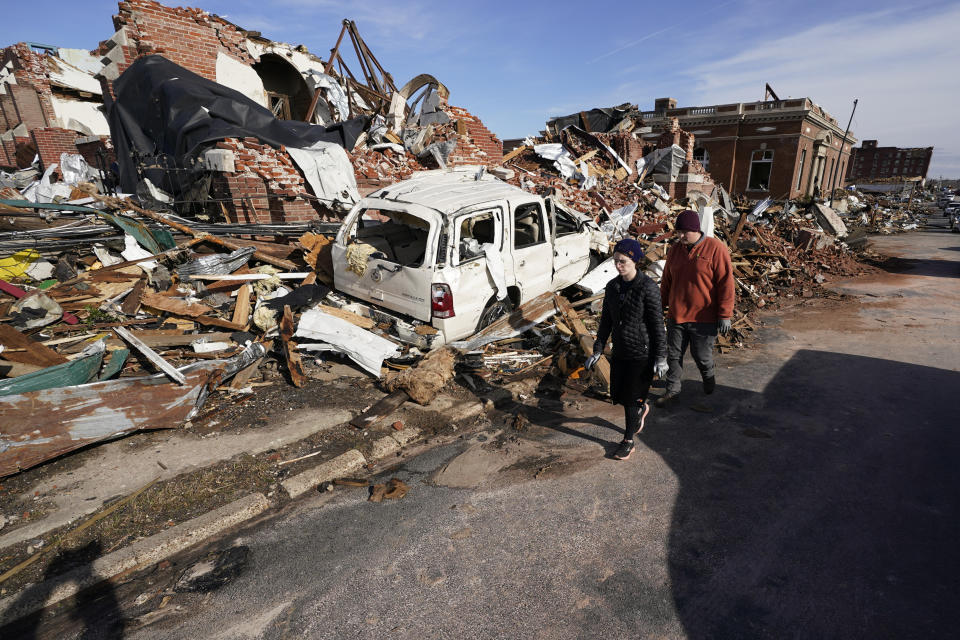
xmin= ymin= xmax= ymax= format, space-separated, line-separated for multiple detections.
xmin=0 ymin=492 xmax=269 ymax=624
xmin=0 ymin=399 xmax=477 ymax=625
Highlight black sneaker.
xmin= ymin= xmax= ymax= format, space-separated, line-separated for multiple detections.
xmin=703 ymin=376 xmax=716 ymax=395
xmin=655 ymin=392 xmax=678 ymax=408
xmin=613 ymin=439 xmax=635 ymax=460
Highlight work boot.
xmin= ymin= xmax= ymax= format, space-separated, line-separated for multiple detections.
xmin=703 ymin=375 xmax=716 ymax=395
xmin=655 ymin=392 xmax=678 ymax=408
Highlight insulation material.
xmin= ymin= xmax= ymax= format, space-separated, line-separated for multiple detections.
xmin=121 ymin=234 xmax=157 ymax=272
xmin=383 ymin=347 xmax=455 ymax=405
xmin=296 ymin=306 xmax=400 ymax=377
xmin=345 ymin=243 xmax=378 ymax=277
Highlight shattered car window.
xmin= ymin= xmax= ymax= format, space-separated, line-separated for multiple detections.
xmin=456 ymin=211 xmax=497 ymax=264
xmin=553 ymin=204 xmax=582 ymax=237
xmin=353 ymin=208 xmax=430 ymax=267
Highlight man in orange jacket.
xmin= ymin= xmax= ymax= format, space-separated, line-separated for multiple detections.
xmin=656 ymin=209 xmax=735 ymax=406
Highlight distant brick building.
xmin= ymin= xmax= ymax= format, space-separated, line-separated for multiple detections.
xmin=641 ymin=97 xmax=855 ymax=199
xmin=846 ymin=140 xmax=932 ymax=182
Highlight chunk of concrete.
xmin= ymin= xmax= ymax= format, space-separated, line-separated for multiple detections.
xmin=202 ymin=148 xmax=236 ymax=172
xmin=812 ymin=203 xmax=847 ymax=237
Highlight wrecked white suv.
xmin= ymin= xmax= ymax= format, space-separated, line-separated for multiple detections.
xmin=331 ymin=167 xmax=607 ymax=349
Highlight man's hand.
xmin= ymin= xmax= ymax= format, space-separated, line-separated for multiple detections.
xmin=654 ymin=358 xmax=669 ymax=378
xmin=718 ymin=318 xmax=732 ymax=335
xmin=585 ymin=352 xmax=602 ymax=370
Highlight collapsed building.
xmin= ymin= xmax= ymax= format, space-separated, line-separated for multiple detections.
xmin=0 ymin=0 xmax=932 ymax=478
xmin=1 ymin=0 xmax=504 ymax=224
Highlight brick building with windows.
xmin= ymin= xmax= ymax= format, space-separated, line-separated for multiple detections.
xmin=845 ymin=140 xmax=933 ymax=182
xmin=640 ymin=97 xmax=855 ymax=199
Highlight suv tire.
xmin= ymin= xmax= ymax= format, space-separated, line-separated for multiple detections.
xmin=476 ymin=297 xmax=514 ymax=332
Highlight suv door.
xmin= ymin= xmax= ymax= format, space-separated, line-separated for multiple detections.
xmin=333 ymin=203 xmax=437 ymax=322
xmin=509 ymin=201 xmax=552 ymax=301
xmin=438 ymin=205 xmax=503 ymax=336
xmin=547 ymin=198 xmax=592 ymax=289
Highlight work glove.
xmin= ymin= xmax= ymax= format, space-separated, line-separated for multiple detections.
xmin=584 ymin=352 xmax=602 ymax=370
xmin=654 ymin=357 xmax=669 ymax=379
xmin=718 ymin=318 xmax=732 ymax=335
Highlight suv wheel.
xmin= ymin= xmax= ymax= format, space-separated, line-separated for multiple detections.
xmin=476 ymin=297 xmax=514 ymax=332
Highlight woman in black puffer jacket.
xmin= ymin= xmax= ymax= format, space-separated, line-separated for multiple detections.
xmin=585 ymin=238 xmax=668 ymax=460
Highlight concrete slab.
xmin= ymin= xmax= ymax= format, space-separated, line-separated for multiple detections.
xmin=280 ymin=449 xmax=366 ymax=498
xmin=0 ymin=407 xmax=351 ymax=551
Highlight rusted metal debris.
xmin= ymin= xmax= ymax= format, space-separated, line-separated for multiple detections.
xmin=0 ymin=343 xmax=264 ymax=477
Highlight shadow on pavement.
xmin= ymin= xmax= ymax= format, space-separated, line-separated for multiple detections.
xmin=638 ymin=349 xmax=959 ymax=639
xmin=879 ymin=256 xmax=960 ymax=278
xmin=0 ymin=541 xmax=125 ymax=639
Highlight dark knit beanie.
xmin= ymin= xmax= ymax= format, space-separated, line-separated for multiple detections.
xmin=613 ymin=238 xmax=644 ymax=263
xmin=676 ymin=209 xmax=701 ymax=232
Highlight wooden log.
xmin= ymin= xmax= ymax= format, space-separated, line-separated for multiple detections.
xmin=555 ymin=295 xmax=611 ymax=391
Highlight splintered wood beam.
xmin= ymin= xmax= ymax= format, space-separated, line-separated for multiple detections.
xmin=555 ymin=294 xmax=611 ymax=391
xmin=280 ymin=305 xmax=305 ymax=388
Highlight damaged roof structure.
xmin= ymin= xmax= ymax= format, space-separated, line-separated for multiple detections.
xmin=0 ymin=0 xmax=932 ymax=479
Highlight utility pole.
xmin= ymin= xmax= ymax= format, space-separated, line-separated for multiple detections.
xmin=829 ymin=98 xmax=858 ymax=208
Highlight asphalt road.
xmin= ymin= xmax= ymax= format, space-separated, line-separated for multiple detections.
xmin=9 ymin=229 xmax=960 ymax=639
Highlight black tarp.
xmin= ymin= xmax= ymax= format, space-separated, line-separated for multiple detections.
xmin=546 ymin=105 xmax=635 ymax=135
xmin=106 ymin=55 xmax=368 ymax=195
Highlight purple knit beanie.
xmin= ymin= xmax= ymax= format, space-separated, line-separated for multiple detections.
xmin=676 ymin=209 xmax=701 ymax=232
xmin=613 ymin=237 xmax=644 ymax=263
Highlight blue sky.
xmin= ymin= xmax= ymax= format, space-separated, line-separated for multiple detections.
xmin=2 ymin=0 xmax=957 ymax=177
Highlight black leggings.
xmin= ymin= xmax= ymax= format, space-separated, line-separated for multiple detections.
xmin=623 ymin=401 xmax=647 ymax=441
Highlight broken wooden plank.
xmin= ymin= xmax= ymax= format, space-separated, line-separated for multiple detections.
xmin=228 ymin=354 xmax=263 ymax=390
xmin=501 ymin=145 xmax=529 ymax=164
xmin=729 ymin=211 xmax=750 ymax=247
xmin=449 ymin=291 xmax=559 ymax=352
xmin=315 ymin=304 xmax=376 ymax=330
xmin=232 ymin=284 xmax=251 ymax=329
xmin=0 ymin=344 xmax=266 ymax=477
xmin=349 ymin=389 xmax=410 ymax=429
xmin=120 ymin=278 xmax=146 ymax=316
xmin=0 ymin=324 xmax=68 ymax=367
xmin=555 ymin=294 xmax=611 ymax=391
xmin=113 ymin=326 xmax=186 ymax=384
xmin=140 ymin=291 xmax=244 ymax=331
xmin=280 ymin=305 xmax=305 ymax=388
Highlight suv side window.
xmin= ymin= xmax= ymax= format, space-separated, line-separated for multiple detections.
xmin=454 ymin=209 xmax=499 ymax=265
xmin=513 ymin=202 xmax=546 ymax=248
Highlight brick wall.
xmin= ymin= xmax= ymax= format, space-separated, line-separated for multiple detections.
xmin=2 ymin=44 xmax=58 ymax=128
xmin=0 ymin=138 xmax=15 ymax=168
xmin=108 ymin=0 xmax=254 ymax=83
xmin=31 ymin=127 xmax=82 ymax=177
xmin=208 ymin=137 xmax=330 ymax=224
xmin=444 ymin=104 xmax=503 ymax=166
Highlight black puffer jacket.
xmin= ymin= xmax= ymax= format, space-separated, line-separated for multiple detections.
xmin=593 ymin=273 xmax=666 ymax=362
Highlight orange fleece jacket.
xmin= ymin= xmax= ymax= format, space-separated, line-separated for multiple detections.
xmin=660 ymin=235 xmax=735 ymax=323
